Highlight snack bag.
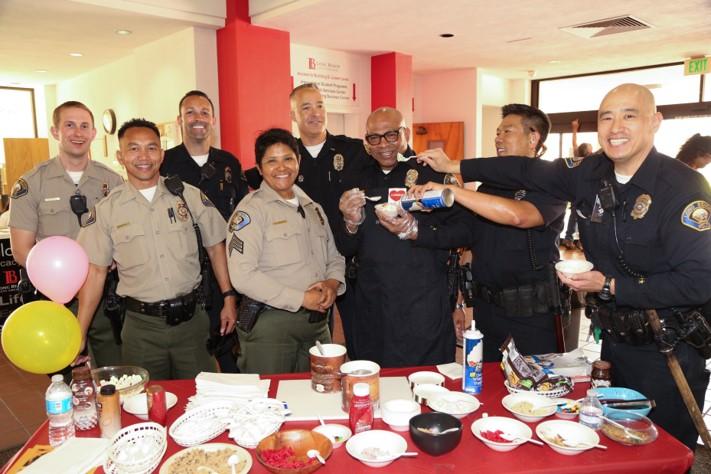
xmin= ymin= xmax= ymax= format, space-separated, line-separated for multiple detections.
xmin=499 ymin=336 xmax=572 ymax=392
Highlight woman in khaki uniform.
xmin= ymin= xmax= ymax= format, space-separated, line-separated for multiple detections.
xmin=227 ymin=128 xmax=345 ymax=374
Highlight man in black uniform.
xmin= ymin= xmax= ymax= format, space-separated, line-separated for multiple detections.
xmin=336 ymin=107 xmax=473 ymax=367
xmin=408 ymin=104 xmax=566 ymax=361
xmin=420 ymin=83 xmax=711 ymax=451
xmin=160 ymin=90 xmax=247 ymax=372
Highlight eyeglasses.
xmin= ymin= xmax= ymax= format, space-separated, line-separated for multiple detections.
xmin=365 ymin=127 xmax=403 ymax=146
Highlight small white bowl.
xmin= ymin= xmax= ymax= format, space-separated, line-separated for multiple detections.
xmin=471 ymin=416 xmax=532 ymax=452
xmin=502 ymin=393 xmax=556 ymax=423
xmin=122 ymin=392 xmax=178 ymax=420
xmin=427 ymin=392 xmax=480 ymax=419
xmin=536 ymin=420 xmax=600 ymax=455
xmin=555 ymin=398 xmax=579 ymax=420
xmin=346 ymin=430 xmax=408 ymax=468
xmin=381 ymin=399 xmax=421 ymax=432
xmin=312 ymin=423 xmax=352 ymax=448
xmin=375 ymin=202 xmax=400 ymax=219
xmin=407 ymin=371 xmax=445 ymax=390
xmin=412 ymin=384 xmax=449 ymax=404
xmin=555 ymin=260 xmax=594 ymax=277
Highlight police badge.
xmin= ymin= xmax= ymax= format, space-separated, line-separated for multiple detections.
xmin=176 ymin=201 xmax=189 ymax=222
xmin=333 ymin=154 xmax=344 ymax=171
xmin=405 ymin=169 xmax=419 ymax=188
xmin=631 ymin=194 xmax=652 ymax=220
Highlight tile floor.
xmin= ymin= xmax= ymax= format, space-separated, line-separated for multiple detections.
xmin=0 ymin=247 xmax=710 ymax=452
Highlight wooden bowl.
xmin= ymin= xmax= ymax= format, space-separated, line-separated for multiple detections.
xmin=256 ymin=429 xmax=332 ymax=474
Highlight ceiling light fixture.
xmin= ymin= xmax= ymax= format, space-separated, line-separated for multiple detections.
xmin=35 ymin=69 xmax=48 ymax=73
xmin=439 ymin=33 xmax=455 ymax=38
xmin=115 ymin=29 xmax=132 ymax=36
xmin=69 ymin=52 xmax=83 ymax=57
xmin=548 ymin=60 xmax=561 ymax=64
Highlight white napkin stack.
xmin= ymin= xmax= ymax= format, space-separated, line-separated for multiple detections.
xmin=18 ymin=437 xmax=110 ymax=474
xmin=187 ymin=372 xmax=270 ymax=410
xmin=437 ymin=362 xmax=464 ymax=380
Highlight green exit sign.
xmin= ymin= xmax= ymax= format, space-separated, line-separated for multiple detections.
xmin=684 ymin=57 xmax=710 ymax=75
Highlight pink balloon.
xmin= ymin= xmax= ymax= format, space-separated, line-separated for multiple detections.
xmin=26 ymin=236 xmax=89 ymax=304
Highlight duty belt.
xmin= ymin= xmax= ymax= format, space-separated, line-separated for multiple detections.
xmin=471 ymin=280 xmax=554 ymax=317
xmin=124 ymin=289 xmax=198 ymax=318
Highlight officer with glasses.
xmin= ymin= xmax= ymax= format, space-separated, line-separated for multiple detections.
xmin=335 ymin=107 xmax=473 ymax=367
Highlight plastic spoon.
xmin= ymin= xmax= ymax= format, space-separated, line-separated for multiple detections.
xmin=600 ymin=415 xmax=645 ymax=441
xmin=315 ymin=340 xmax=325 ymax=355
xmin=307 ymin=449 xmax=326 ymax=464
xmin=417 ymin=426 xmax=461 ymax=435
xmin=318 ymin=415 xmax=326 ymax=426
xmin=364 ymin=195 xmax=382 ymax=202
xmin=499 ymin=432 xmax=544 ymax=446
xmin=228 ymin=454 xmax=239 ymax=474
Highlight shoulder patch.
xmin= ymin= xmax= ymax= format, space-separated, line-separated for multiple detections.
xmin=10 ymin=178 xmax=28 ymax=199
xmin=82 ymin=207 xmax=97 ymax=227
xmin=681 ymin=200 xmax=710 ymax=232
xmin=228 ymin=210 xmax=251 ymax=232
xmin=200 ymin=191 xmax=215 ymax=208
xmin=563 ymin=157 xmax=583 ymax=168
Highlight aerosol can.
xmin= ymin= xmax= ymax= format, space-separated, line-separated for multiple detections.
xmin=463 ymin=322 xmax=483 ymax=394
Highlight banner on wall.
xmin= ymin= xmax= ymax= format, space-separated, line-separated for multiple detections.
xmin=0 ymin=236 xmax=22 ymax=327
xmin=291 ymin=44 xmax=364 ymax=113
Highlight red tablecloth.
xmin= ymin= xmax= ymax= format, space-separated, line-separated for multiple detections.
xmin=2 ymin=364 xmax=694 ymax=473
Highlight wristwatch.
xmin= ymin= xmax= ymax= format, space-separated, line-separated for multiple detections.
xmin=222 ymin=289 xmax=238 ymax=298
xmin=598 ymin=276 xmax=613 ymax=301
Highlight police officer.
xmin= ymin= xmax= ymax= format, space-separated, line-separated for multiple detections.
xmin=227 ymin=128 xmax=345 ymax=374
xmin=408 ymin=104 xmax=566 ymax=361
xmin=336 ymin=108 xmax=473 ymax=367
xmin=9 ymin=100 xmax=124 ymax=368
xmin=420 ymin=83 xmax=711 ymax=451
xmin=75 ymin=118 xmax=237 ymax=380
xmin=160 ymin=90 xmax=248 ymax=372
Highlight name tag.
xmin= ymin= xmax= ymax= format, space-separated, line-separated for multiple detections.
xmin=272 ymin=220 xmax=287 ymax=225
xmin=43 ymin=197 xmax=61 ymax=202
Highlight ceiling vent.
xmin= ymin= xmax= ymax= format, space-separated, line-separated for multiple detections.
xmin=561 ymin=15 xmax=652 ymax=39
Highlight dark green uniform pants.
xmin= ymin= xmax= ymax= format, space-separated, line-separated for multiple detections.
xmin=121 ymin=305 xmax=217 ymax=380
xmin=237 ymin=307 xmax=330 ymax=375
xmin=69 ymin=300 xmax=122 ymax=367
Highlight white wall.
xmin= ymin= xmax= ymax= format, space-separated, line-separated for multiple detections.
xmin=53 ymin=27 xmax=219 ymax=172
xmin=413 ymin=69 xmax=477 ymax=157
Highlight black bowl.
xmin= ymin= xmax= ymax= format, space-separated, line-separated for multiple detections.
xmin=409 ymin=412 xmax=462 ymax=456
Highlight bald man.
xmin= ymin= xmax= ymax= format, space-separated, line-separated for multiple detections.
xmin=420 ymin=84 xmax=711 ymax=451
xmin=335 ymin=107 xmax=474 ymax=367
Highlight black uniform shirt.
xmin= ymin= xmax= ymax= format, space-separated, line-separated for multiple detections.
xmin=160 ymin=144 xmax=248 ymax=220
xmin=460 ymin=150 xmax=711 ymax=312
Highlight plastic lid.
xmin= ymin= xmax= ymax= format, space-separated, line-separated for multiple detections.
xmin=51 ymin=374 xmax=64 ymax=383
xmin=100 ymin=384 xmax=117 ymax=395
xmin=353 ymin=382 xmax=370 ymax=397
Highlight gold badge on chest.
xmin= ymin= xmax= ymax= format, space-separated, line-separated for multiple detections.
xmin=176 ymin=201 xmax=189 ymax=222
xmin=631 ymin=194 xmax=652 ymax=220
xmin=405 ymin=169 xmax=419 ymax=188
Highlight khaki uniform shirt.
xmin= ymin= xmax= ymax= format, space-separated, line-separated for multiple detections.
xmin=226 ymin=182 xmax=345 ymax=312
xmin=77 ymin=177 xmax=226 ymax=302
xmin=9 ymin=157 xmax=124 ymax=240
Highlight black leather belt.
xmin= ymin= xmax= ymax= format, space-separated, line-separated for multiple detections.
xmin=124 ymin=290 xmax=198 ymax=318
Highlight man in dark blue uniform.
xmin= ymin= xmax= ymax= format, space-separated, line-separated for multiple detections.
xmin=336 ymin=107 xmax=473 ymax=367
xmin=408 ymin=104 xmax=566 ymax=362
xmin=420 ymin=83 xmax=711 ymax=451
xmin=160 ymin=90 xmax=247 ymax=372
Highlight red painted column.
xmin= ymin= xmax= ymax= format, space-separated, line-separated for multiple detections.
xmin=371 ymin=52 xmax=413 ymax=113
xmin=217 ymin=0 xmax=291 ymax=168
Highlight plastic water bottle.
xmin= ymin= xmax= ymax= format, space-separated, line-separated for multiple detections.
xmin=70 ymin=366 xmax=98 ymax=430
xmin=462 ymin=322 xmax=484 ymax=394
xmin=46 ymin=374 xmax=76 ymax=447
xmin=579 ymin=389 xmax=603 ymax=430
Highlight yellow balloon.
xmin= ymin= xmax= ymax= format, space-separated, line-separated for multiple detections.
xmin=1 ymin=301 xmax=81 ymax=374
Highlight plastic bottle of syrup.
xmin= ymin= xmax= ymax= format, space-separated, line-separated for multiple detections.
xmin=462 ymin=322 xmax=484 ymax=394
xmin=46 ymin=374 xmax=76 ymax=447
xmin=579 ymin=389 xmax=604 ymax=430
xmin=97 ymin=384 xmax=122 ymax=439
xmin=71 ymin=366 xmax=98 ymax=430
xmin=349 ymin=382 xmax=374 ymax=434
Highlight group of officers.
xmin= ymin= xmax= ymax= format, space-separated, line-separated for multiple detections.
xmin=7 ymin=82 xmax=711 ymax=452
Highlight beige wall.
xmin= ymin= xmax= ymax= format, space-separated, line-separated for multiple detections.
xmin=52 ymin=27 xmax=219 ymax=173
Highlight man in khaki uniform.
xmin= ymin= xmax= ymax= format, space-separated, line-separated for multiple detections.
xmin=227 ymin=128 xmax=345 ymax=374
xmin=76 ymin=118 xmax=237 ymax=380
xmin=9 ymin=100 xmax=124 ymax=368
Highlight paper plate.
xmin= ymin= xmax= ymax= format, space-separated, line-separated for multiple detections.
xmin=159 ymin=443 xmax=252 ymax=474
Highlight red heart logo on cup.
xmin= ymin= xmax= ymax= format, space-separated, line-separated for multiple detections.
xmin=389 ymin=189 xmax=406 ymax=202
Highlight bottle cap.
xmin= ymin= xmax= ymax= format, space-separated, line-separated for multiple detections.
xmin=100 ymin=384 xmax=117 ymax=396
xmin=592 ymin=360 xmax=611 ymax=370
xmin=51 ymin=374 xmax=64 ymax=383
xmin=353 ymin=382 xmax=370 ymax=397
